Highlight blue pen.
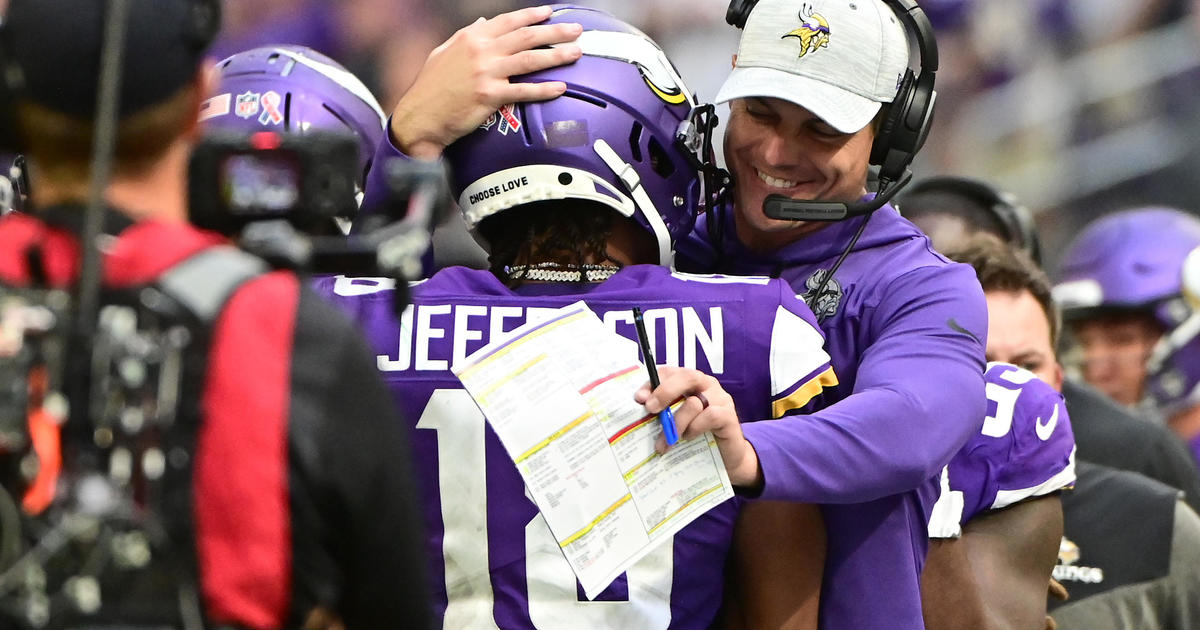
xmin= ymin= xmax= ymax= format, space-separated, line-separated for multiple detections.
xmin=632 ymin=307 xmax=679 ymax=446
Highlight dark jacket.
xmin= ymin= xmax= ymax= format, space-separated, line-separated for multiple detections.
xmin=1062 ymin=379 xmax=1200 ymax=512
xmin=0 ymin=208 xmax=430 ymax=629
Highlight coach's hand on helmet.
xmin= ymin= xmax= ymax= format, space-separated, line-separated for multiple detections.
xmin=390 ymin=5 xmax=582 ymax=160
xmin=635 ymin=367 xmax=763 ymax=489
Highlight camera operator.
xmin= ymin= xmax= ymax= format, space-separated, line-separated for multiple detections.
xmin=0 ymin=1 xmax=430 ymax=627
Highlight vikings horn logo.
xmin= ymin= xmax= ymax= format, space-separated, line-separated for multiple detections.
xmin=782 ymin=4 xmax=831 ymax=58
xmin=572 ymin=30 xmax=692 ymax=106
xmin=1058 ymin=537 xmax=1080 ymax=566
xmin=803 ymin=269 xmax=842 ymax=322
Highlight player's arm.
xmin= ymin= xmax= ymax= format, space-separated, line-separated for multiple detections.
xmin=921 ymin=498 xmax=1064 ymax=630
xmin=720 ymin=501 xmax=824 ymax=630
xmin=921 ymin=537 xmax=989 ymax=630
xmin=961 ymin=494 xmax=1065 ymax=630
xmin=741 ymin=264 xmax=988 ymax=503
xmin=390 ymin=5 xmax=582 ymax=160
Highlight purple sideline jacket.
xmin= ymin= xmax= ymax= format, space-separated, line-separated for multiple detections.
xmin=929 ymin=362 xmax=1078 ymax=538
xmin=676 ymin=204 xmax=989 ymax=630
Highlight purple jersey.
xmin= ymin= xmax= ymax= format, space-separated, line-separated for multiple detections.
xmin=929 ymin=363 xmax=1078 ymax=538
xmin=677 ymin=204 xmax=988 ymax=630
xmin=315 ymin=264 xmax=834 ymax=629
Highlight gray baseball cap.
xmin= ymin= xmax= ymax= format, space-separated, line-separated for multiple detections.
xmin=716 ymin=0 xmax=909 ymax=133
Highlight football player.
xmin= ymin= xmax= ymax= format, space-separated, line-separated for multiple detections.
xmin=936 ymin=234 xmax=1200 ymax=630
xmin=902 ymin=177 xmax=1200 ymax=509
xmin=921 ymin=234 xmax=1077 ymax=630
xmin=926 ymin=360 xmax=1075 ymax=630
xmin=1054 ymin=207 xmax=1200 ymax=463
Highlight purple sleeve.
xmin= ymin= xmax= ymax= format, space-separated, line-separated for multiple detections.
xmin=356 ymin=116 xmax=435 ymax=276
xmin=743 ymin=263 xmax=988 ymax=503
xmin=986 ymin=363 xmax=1077 ymax=510
xmin=949 ymin=363 xmax=1077 ymax=525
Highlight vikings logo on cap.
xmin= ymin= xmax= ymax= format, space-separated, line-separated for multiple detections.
xmin=782 ymin=3 xmax=831 ymax=58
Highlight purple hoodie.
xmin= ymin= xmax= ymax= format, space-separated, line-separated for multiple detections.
xmin=678 ymin=203 xmax=989 ymax=630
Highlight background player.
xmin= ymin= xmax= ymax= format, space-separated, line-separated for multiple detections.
xmin=941 ymin=235 xmax=1200 ymax=629
xmin=1054 ymin=207 xmax=1200 ymax=464
xmin=922 ymin=236 xmax=1077 ymax=630
xmin=901 ymin=177 xmax=1200 ymax=510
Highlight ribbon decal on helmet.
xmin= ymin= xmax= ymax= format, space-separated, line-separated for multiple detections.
xmin=497 ymin=104 xmax=521 ymax=135
xmin=259 ymin=90 xmax=284 ymax=126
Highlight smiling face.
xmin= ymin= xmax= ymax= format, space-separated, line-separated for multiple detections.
xmin=723 ymin=96 xmax=876 ymax=252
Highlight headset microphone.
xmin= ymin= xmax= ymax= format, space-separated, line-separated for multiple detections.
xmin=763 ymin=170 xmax=913 ymax=222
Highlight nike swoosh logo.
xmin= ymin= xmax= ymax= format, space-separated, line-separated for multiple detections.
xmin=947 ymin=318 xmax=981 ymax=345
xmin=1036 ymin=404 xmax=1060 ymax=441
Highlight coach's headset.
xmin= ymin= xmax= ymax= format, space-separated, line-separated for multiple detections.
xmin=905 ymin=175 xmax=1042 ymax=265
xmin=725 ymin=0 xmax=939 ymax=222
xmin=0 ymin=0 xmax=221 ymax=154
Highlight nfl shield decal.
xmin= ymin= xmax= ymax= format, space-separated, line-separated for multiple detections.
xmin=235 ymin=92 xmax=261 ymax=119
xmin=479 ymin=112 xmax=498 ymax=131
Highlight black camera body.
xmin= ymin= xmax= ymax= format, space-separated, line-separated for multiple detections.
xmin=188 ymin=130 xmax=359 ymax=236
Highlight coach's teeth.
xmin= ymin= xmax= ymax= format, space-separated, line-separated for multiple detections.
xmin=757 ymin=170 xmax=798 ymax=189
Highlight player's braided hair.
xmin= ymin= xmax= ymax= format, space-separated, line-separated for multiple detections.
xmin=479 ymin=200 xmax=620 ymax=288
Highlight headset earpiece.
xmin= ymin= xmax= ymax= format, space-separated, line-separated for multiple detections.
xmin=870 ymin=69 xmax=913 ymax=183
xmin=865 ymin=1 xmax=937 ymax=186
xmin=725 ymin=0 xmax=758 ymax=28
xmin=904 ymin=175 xmax=1041 ymax=264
